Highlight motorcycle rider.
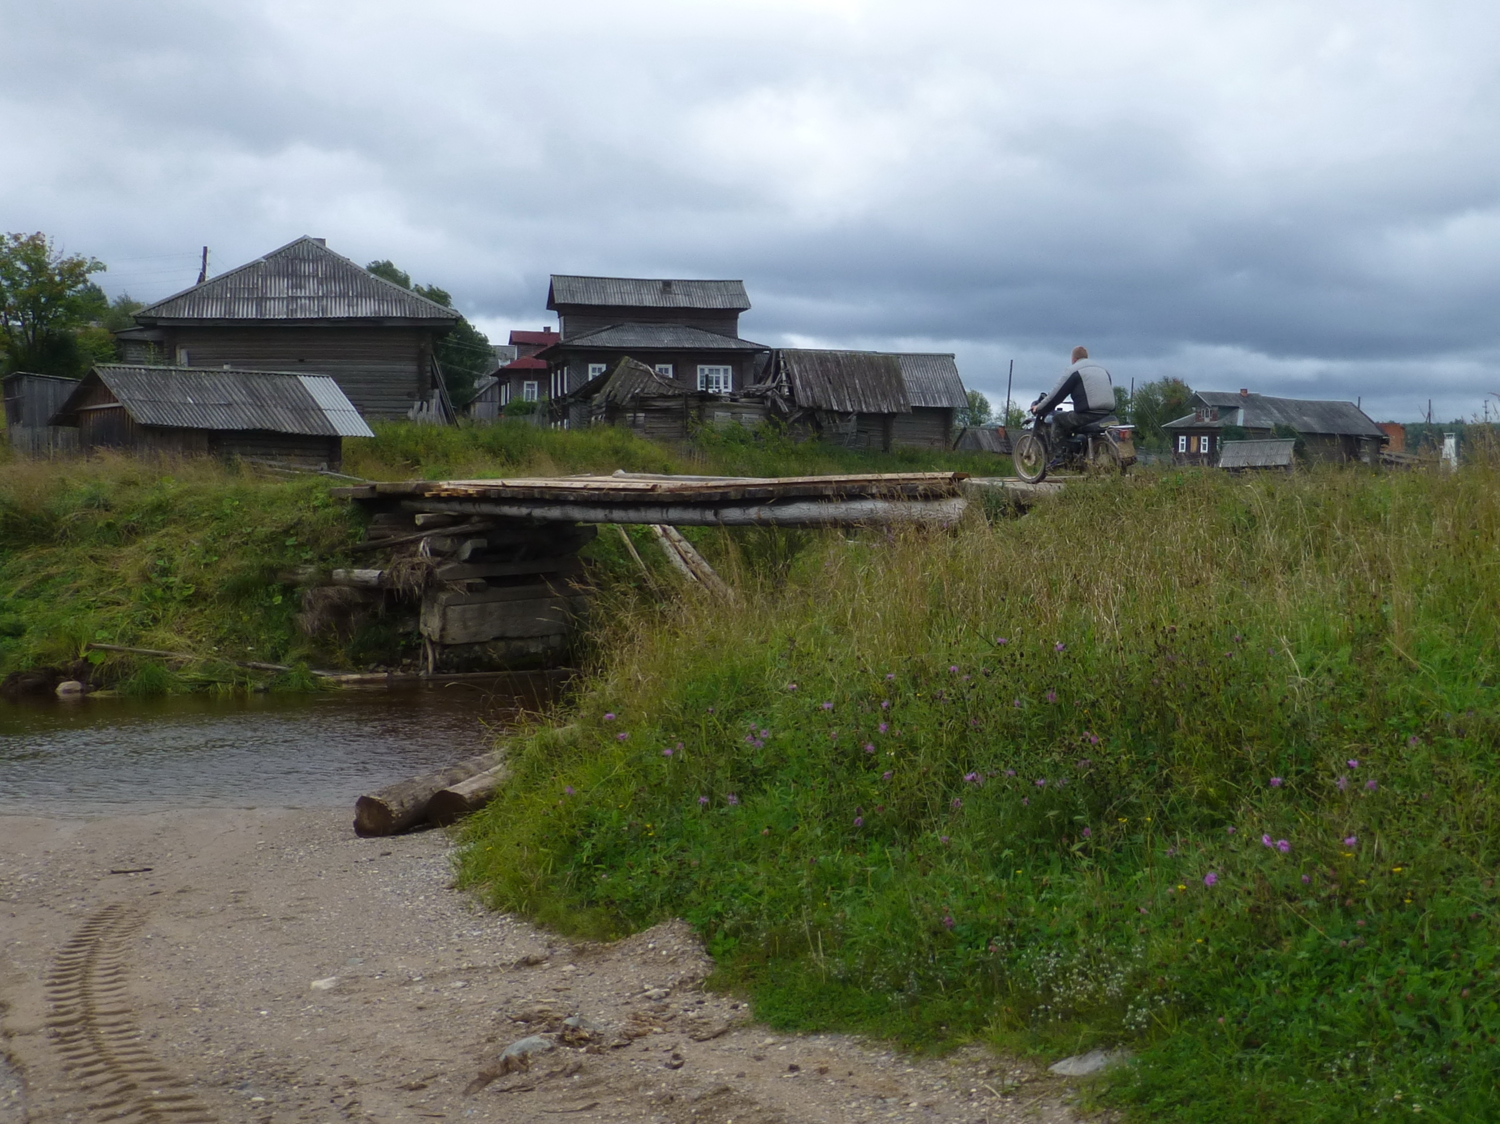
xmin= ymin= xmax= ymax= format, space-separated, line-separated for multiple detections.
xmin=1029 ymin=346 xmax=1116 ymax=446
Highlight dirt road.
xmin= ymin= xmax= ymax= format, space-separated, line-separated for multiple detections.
xmin=0 ymin=809 xmax=1088 ymax=1123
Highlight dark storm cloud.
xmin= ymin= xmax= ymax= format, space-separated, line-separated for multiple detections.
xmin=5 ymin=0 xmax=1500 ymax=418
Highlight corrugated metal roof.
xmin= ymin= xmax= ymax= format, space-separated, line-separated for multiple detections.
xmin=52 ymin=365 xmax=374 ymax=437
xmin=779 ymin=350 xmax=911 ymax=414
xmin=547 ymin=276 xmax=751 ymax=312
xmin=896 ymin=353 xmax=967 ymax=408
xmin=550 ymin=324 xmax=769 ymax=351
xmin=134 ymin=237 xmax=460 ymax=323
xmin=1219 ymin=439 xmax=1297 ymax=468
xmin=1166 ymin=392 xmax=1385 ymax=438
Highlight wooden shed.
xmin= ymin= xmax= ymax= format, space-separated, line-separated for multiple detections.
xmin=50 ymin=365 xmax=374 ymax=469
xmin=568 ymin=357 xmax=767 ymax=443
xmin=3 ymin=372 xmax=80 ymax=457
xmin=891 ymin=354 xmax=968 ymax=449
xmin=120 ymin=237 xmax=460 ymax=419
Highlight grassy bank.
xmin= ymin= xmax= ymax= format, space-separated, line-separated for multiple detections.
xmin=459 ymin=463 xmax=1500 ymax=1122
xmin=0 ymin=420 xmax=1004 ymax=683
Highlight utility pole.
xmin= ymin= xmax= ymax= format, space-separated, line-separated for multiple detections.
xmin=1004 ymin=359 xmax=1014 ymax=426
xmin=1130 ymin=377 xmax=1136 ymax=423
xmin=196 ymin=246 xmax=209 ymax=284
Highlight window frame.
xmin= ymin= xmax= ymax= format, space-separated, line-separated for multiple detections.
xmin=654 ymin=363 xmax=674 ymax=378
xmin=522 ymin=380 xmax=539 ymax=402
xmin=1178 ymin=435 xmax=1188 ymax=454
xmin=697 ymin=364 xmax=732 ymax=393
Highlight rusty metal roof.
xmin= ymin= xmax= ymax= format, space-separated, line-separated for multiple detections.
xmin=51 ymin=366 xmax=374 ymax=437
xmin=547 ymin=276 xmax=750 ymax=312
xmin=895 ymin=353 xmax=967 ymax=409
xmin=508 ymin=329 xmax=559 ymax=345
xmin=134 ymin=237 xmax=460 ymax=324
xmin=779 ymin=350 xmax=911 ymax=414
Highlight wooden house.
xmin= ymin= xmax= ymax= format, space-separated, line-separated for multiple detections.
xmin=766 ymin=350 xmax=968 ymax=450
xmin=3 ymin=372 xmax=80 ymax=456
xmin=566 ymin=357 xmax=767 ymax=443
xmin=50 ymin=365 xmax=373 ymax=469
xmin=541 ymin=277 xmax=770 ymax=421
xmin=119 ymin=237 xmax=460 ymax=419
xmin=468 ymin=330 xmax=561 ymax=422
xmin=1163 ymin=390 xmax=1386 ymax=465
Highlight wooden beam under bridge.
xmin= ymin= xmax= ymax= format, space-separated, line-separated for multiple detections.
xmin=398 ymin=496 xmax=967 ymax=527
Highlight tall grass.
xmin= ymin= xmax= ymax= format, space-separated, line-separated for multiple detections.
xmin=459 ymin=463 xmax=1500 ymax=1123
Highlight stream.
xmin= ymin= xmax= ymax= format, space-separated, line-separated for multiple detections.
xmin=0 ymin=687 xmax=525 ymax=814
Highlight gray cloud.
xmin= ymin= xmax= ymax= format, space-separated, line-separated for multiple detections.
xmin=5 ymin=0 xmax=1500 ymax=418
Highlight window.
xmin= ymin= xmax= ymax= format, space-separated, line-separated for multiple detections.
xmin=522 ymin=381 xmax=539 ymax=402
xmin=1202 ymin=435 xmax=1212 ymax=454
xmin=499 ymin=383 xmax=510 ymax=406
xmin=1178 ymin=435 xmax=1188 ymax=454
xmin=655 ymin=363 xmax=674 ymax=378
xmin=175 ymin=347 xmax=190 ymax=366
xmin=551 ymin=370 xmax=568 ymax=399
xmin=698 ymin=365 xmax=732 ymax=393
xmin=587 ymin=363 xmax=607 ymax=379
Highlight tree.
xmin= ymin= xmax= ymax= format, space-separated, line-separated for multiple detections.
xmin=957 ymin=388 xmax=994 ymax=427
xmin=367 ymin=259 xmax=493 ymax=406
xmin=0 ymin=233 xmax=107 ymax=376
xmin=1126 ymin=377 xmax=1194 ymax=449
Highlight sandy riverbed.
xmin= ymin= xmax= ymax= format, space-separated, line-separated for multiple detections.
xmin=0 ymin=808 xmax=1088 ymax=1123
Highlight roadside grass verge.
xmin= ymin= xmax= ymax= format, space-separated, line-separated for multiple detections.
xmin=459 ymin=463 xmax=1500 ymax=1122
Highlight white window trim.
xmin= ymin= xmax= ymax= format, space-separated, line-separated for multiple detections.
xmin=1178 ymin=435 xmax=1188 ymax=453
xmin=697 ymin=364 xmax=732 ymax=393
xmin=655 ymin=363 xmax=674 ymax=378
xmin=522 ymin=381 xmax=539 ymax=402
xmin=587 ymin=363 xmax=607 ymax=378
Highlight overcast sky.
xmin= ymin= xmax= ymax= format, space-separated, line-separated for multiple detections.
xmin=5 ymin=0 xmax=1499 ymax=420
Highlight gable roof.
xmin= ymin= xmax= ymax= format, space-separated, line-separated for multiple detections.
xmin=546 ymin=323 xmax=769 ymax=352
xmin=895 ymin=353 xmax=967 ymax=408
xmin=779 ymin=350 xmax=911 ymax=414
xmin=133 ymin=237 xmax=461 ymax=324
xmin=1164 ymin=391 xmax=1385 ymax=438
xmin=547 ymin=276 xmax=751 ymax=312
xmin=51 ymin=366 xmax=374 ymax=437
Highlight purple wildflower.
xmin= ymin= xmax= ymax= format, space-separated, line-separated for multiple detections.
xmin=603 ymin=712 xmax=616 ymax=721
xmin=1045 ymin=691 xmax=1057 ymax=703
xmin=1336 ymin=776 xmax=1349 ymax=791
xmin=949 ymin=665 xmax=960 ymax=674
xmin=951 ymin=798 xmax=963 ymax=810
xmin=1035 ymin=778 xmax=1047 ymax=788
xmin=853 ymin=816 xmax=864 ymax=827
xmin=725 ymin=793 xmax=739 ymax=806
xmin=1262 ymin=834 xmax=1273 ymax=847
xmin=1347 ymin=759 xmax=1360 ymax=769
xmin=1088 ymin=733 xmax=1100 ymax=745
xmin=1407 ymin=735 xmax=1419 ymax=746
xmin=1302 ymin=874 xmax=1311 ymax=884
xmin=1005 ymin=768 xmax=1016 ymax=777
xmin=616 ymin=732 xmax=629 ymax=742
xmin=1276 ymin=839 xmax=1291 ymax=853
xmin=1227 ymin=826 xmax=1236 ymax=834
xmin=1365 ymin=779 xmax=1378 ymax=791
xmin=882 ymin=770 xmax=892 ymax=780
xmin=939 ymin=835 xmax=950 ymax=844
xmin=942 ymin=913 xmax=955 ymax=930
xmin=662 ymin=747 xmax=674 ymax=757
xmin=1082 ymin=827 xmax=1092 ymax=838
xmin=864 ymin=743 xmax=876 ymax=754
xmin=821 ymin=701 xmax=834 ymax=711
xmin=564 ymin=785 xmax=575 ymax=795
xmin=1343 ymin=835 xmax=1358 ymax=846
xmin=964 ymin=771 xmax=982 ymax=784
xmin=881 ymin=700 xmax=890 ymax=710
xmin=1013 ymin=699 xmax=1022 ymax=708
xmin=1203 ymin=872 xmax=1218 ymax=887
xmin=885 ymin=673 xmax=895 ymax=681
xmin=1270 ymin=777 xmax=1283 ymax=788
xmin=787 ymin=683 xmax=798 ymax=692
xmin=1022 ymin=797 xmax=1029 ymax=806
xmin=1054 ymin=642 xmax=1066 ymax=652
xmin=878 ymin=722 xmax=889 ymax=734
xmin=759 ymin=729 xmax=769 ymax=738
xmin=995 ymin=637 xmax=1009 ymax=646
xmin=698 ymin=795 xmax=709 ymax=805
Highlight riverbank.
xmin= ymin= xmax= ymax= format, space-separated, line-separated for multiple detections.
xmin=459 ymin=462 xmax=1500 ymax=1122
xmin=0 ymin=808 xmax=1081 ymax=1124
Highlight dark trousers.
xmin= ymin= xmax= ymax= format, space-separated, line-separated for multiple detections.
xmin=1048 ymin=410 xmax=1111 ymax=443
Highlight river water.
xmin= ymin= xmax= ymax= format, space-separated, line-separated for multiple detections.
xmin=0 ymin=688 xmax=525 ymax=814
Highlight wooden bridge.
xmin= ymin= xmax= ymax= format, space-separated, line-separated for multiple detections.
xmin=328 ymin=472 xmax=1057 ymax=672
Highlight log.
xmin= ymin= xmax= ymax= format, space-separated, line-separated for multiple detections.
xmin=353 ymin=751 xmax=505 ymax=836
xmin=426 ymin=763 xmax=512 ymax=826
xmin=399 ymin=497 xmax=969 ymax=527
xmin=656 ymin=525 xmax=735 ymax=601
xmin=350 ymin=519 xmax=497 ymax=553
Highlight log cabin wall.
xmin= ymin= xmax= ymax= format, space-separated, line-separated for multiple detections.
xmin=209 ymin=430 xmax=343 ymax=469
xmin=160 ymin=325 xmax=433 ymax=418
xmin=890 ymin=406 xmax=954 ymax=450
xmin=555 ymin=307 xmax=741 ymax=340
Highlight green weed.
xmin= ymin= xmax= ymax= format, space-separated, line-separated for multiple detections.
xmin=458 ymin=463 xmax=1500 ymax=1122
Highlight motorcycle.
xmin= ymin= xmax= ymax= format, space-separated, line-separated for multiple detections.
xmin=1011 ymin=398 xmax=1137 ymax=483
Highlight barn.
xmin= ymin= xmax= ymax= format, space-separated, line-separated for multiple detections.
xmin=50 ymin=365 xmax=373 ymax=469
xmin=3 ymin=372 xmax=80 ymax=457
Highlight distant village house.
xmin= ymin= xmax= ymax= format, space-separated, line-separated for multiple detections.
xmin=119 ymin=237 xmax=460 ymax=420
xmin=1164 ymin=390 xmax=1386 ymax=465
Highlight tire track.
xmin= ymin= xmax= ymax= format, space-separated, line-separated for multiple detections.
xmin=46 ymin=904 xmax=215 ymax=1123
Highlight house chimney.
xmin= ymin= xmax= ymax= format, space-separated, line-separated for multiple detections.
xmin=1239 ymin=388 xmax=1249 ymax=397
xmin=662 ymin=280 xmax=674 ymax=293
xmin=311 ymin=237 xmax=327 ymax=246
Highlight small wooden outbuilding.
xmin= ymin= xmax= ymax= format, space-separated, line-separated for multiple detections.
xmin=3 ymin=371 xmax=80 ymax=456
xmin=50 ymin=365 xmax=374 ymax=469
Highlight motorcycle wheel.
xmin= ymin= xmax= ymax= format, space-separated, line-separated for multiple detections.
xmin=1086 ymin=439 xmax=1125 ymax=476
xmin=1013 ymin=433 xmax=1048 ymax=483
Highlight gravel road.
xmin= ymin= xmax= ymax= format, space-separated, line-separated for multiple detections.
xmin=0 ymin=809 xmax=1091 ymax=1124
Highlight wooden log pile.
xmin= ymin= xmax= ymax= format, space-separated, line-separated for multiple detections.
xmin=354 ymin=752 xmax=509 ymax=835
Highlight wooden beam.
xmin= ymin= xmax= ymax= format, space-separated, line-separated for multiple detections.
xmin=399 ymin=496 xmax=968 ymax=527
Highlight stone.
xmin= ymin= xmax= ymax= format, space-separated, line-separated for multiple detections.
xmin=1048 ymin=1049 xmax=1128 ymax=1077
xmin=310 ymin=977 xmax=339 ymax=991
xmin=54 ymin=680 xmax=85 ymax=697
